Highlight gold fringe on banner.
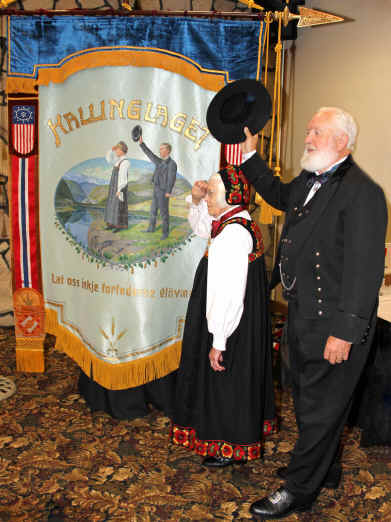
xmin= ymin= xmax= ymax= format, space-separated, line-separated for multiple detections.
xmin=15 ymin=338 xmax=45 ymax=373
xmin=45 ymin=308 xmax=181 ymax=390
xmin=7 ymin=77 xmax=38 ymax=95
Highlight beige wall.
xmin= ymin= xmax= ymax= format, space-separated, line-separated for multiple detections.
xmin=283 ymin=0 xmax=391 ymax=239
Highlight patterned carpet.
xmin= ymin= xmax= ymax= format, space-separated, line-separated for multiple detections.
xmin=0 ymin=331 xmax=391 ymax=521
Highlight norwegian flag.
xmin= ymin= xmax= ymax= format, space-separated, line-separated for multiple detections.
xmin=12 ymin=105 xmax=35 ymax=156
xmin=224 ymin=143 xmax=243 ymax=166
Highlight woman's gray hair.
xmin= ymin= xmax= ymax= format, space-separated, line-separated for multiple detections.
xmin=317 ymin=107 xmax=358 ymax=150
xmin=209 ymin=173 xmax=228 ymax=208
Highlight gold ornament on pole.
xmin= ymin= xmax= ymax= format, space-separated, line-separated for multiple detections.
xmin=122 ymin=2 xmax=134 ymax=11
xmin=296 ymin=7 xmax=344 ymax=28
xmin=238 ymin=0 xmax=344 ymax=29
xmin=0 ymin=0 xmax=15 ymax=8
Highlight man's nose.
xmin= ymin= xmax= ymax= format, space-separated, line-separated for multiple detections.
xmin=304 ymin=133 xmax=312 ymax=145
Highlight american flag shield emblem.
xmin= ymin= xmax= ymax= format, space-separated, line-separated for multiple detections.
xmin=12 ymin=105 xmax=36 ymax=156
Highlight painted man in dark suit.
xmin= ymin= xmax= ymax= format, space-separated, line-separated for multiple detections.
xmin=138 ymin=137 xmax=177 ymax=240
xmin=240 ymin=107 xmax=388 ymax=520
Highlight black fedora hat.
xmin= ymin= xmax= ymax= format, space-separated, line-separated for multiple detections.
xmin=132 ymin=124 xmax=142 ymax=142
xmin=206 ymin=79 xmax=272 ymax=145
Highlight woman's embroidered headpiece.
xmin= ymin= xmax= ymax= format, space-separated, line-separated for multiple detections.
xmin=218 ymin=164 xmax=251 ymax=207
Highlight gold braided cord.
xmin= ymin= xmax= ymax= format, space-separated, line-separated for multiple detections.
xmin=268 ymin=13 xmax=282 ymax=170
xmin=274 ymin=16 xmax=283 ymax=176
xmin=255 ymin=11 xmax=283 ymax=224
xmin=259 ymin=12 xmax=272 ymax=157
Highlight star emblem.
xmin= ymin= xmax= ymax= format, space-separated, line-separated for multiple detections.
xmin=14 ymin=106 xmax=33 ymax=124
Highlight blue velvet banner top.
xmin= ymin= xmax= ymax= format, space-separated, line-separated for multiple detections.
xmin=8 ymin=15 xmax=265 ymax=83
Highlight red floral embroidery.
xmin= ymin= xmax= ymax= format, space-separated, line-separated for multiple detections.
xmin=248 ymin=445 xmax=261 ymax=461
xmin=206 ymin=217 xmax=265 ymax=264
xmin=219 ymin=165 xmax=251 ymax=206
xmin=195 ymin=440 xmax=208 ymax=456
xmin=264 ymin=418 xmax=278 ymax=436
xmin=230 ymin=192 xmax=242 ymax=204
xmin=233 ymin=445 xmax=246 ymax=461
xmin=173 ymin=427 xmax=189 ymax=446
xmin=188 ymin=429 xmax=196 ymax=449
xmin=227 ymin=166 xmax=239 ymax=184
xmin=171 ymin=423 xmax=275 ymax=462
xmin=207 ymin=442 xmax=219 ymax=456
xmin=220 ymin=443 xmax=234 ymax=459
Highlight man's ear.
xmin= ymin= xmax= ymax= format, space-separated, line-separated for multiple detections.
xmin=336 ymin=132 xmax=349 ymax=152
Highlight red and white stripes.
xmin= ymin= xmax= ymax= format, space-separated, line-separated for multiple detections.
xmin=224 ymin=144 xmax=243 ymax=166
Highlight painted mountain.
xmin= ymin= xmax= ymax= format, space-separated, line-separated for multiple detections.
xmin=55 ymin=157 xmax=190 ymax=210
xmin=54 ymin=156 xmax=193 ymax=268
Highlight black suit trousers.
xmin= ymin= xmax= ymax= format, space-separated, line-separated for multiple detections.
xmin=285 ymin=302 xmax=374 ymax=497
xmin=149 ymin=187 xmax=169 ymax=234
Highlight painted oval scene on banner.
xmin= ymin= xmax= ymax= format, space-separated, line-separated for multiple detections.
xmin=54 ymin=157 xmax=193 ymax=269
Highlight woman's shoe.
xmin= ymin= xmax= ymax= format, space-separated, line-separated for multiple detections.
xmin=203 ymin=456 xmax=245 ymax=468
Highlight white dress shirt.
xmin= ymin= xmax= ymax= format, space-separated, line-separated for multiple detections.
xmin=186 ymin=195 xmax=253 ymax=351
xmin=106 ymin=150 xmax=131 ymax=201
xmin=242 ymin=150 xmax=348 ymax=206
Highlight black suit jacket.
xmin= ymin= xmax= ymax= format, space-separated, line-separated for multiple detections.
xmin=140 ymin=142 xmax=177 ymax=193
xmin=242 ymin=153 xmax=388 ymax=344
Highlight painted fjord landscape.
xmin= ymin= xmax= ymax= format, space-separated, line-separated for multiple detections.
xmin=54 ymin=157 xmax=193 ymax=269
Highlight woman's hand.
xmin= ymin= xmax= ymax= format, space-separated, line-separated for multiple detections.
xmin=191 ymin=180 xmax=208 ymax=204
xmin=209 ymin=347 xmax=225 ymax=372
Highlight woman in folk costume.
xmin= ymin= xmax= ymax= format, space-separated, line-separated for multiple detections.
xmin=171 ymin=165 xmax=276 ymax=467
xmin=104 ymin=140 xmax=130 ymax=231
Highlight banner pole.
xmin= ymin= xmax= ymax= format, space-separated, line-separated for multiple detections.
xmin=0 ymin=8 xmax=267 ymax=19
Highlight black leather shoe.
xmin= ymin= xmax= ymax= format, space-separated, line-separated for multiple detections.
xmin=276 ymin=464 xmax=342 ymax=489
xmin=250 ymin=487 xmax=313 ymax=520
xmin=203 ymin=456 xmax=243 ymax=468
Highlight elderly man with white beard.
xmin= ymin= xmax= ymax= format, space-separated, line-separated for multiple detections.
xmin=239 ymin=107 xmax=388 ymax=519
xmin=171 ymin=166 xmax=276 ymax=468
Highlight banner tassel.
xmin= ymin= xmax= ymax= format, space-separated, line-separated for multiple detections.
xmin=15 ymin=341 xmax=45 ymax=373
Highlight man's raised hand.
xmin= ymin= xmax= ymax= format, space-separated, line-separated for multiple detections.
xmin=240 ymin=126 xmax=259 ymax=155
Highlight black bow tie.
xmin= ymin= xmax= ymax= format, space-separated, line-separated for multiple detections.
xmin=306 ymin=171 xmax=331 ymax=189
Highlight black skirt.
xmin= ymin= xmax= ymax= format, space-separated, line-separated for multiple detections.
xmin=78 ymin=370 xmax=177 ymax=420
xmin=104 ymin=166 xmax=128 ymax=228
xmin=171 ymin=254 xmax=276 ymax=461
xmin=350 ymin=318 xmax=391 ymax=446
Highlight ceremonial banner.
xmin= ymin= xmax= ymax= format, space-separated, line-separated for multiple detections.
xmin=7 ymin=15 xmax=265 ymax=387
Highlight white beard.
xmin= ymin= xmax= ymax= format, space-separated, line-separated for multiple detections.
xmin=300 ymin=148 xmax=339 ymax=173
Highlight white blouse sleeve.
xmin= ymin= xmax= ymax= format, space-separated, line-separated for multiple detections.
xmin=118 ymin=159 xmax=130 ymax=192
xmin=185 ymin=195 xmax=212 ymax=239
xmin=206 ymin=224 xmax=253 ymax=351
